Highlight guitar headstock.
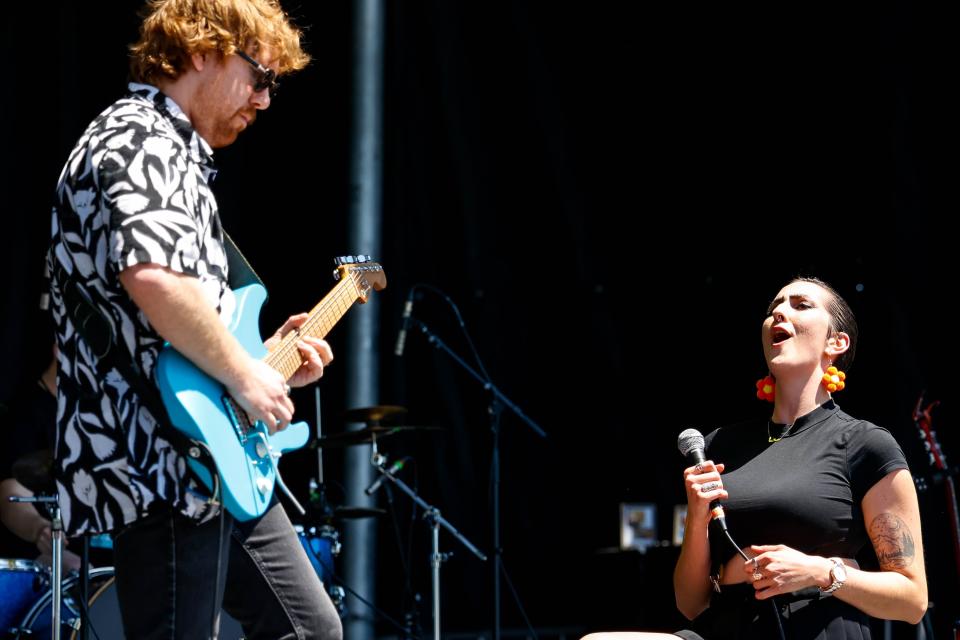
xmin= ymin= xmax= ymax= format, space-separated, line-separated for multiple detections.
xmin=333 ymin=255 xmax=387 ymax=302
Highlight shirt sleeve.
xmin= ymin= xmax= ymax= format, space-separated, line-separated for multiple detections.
xmin=97 ymin=122 xmax=204 ymax=278
xmin=845 ymin=421 xmax=909 ymax=502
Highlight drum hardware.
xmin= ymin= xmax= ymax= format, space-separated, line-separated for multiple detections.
xmin=329 ymin=506 xmax=386 ymax=520
xmin=5 ymin=470 xmax=109 ymax=640
xmin=311 ymin=425 xmax=440 ymax=449
xmin=315 ymin=403 xmax=440 ymax=449
xmin=7 ymin=493 xmax=66 ymax=640
xmin=341 ymin=405 xmax=408 ymax=425
xmin=307 ymin=387 xmax=350 ymax=618
xmin=11 ymin=567 xmax=244 ymax=640
xmin=14 ymin=566 xmax=115 ymax=639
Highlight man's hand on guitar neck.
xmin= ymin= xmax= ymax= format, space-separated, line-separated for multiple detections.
xmin=265 ymin=312 xmax=335 ymax=389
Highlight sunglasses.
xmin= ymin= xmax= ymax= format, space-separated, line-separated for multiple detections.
xmin=236 ymin=50 xmax=279 ymax=97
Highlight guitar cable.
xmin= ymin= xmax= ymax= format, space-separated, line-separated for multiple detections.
xmin=211 ymin=503 xmax=227 ymax=640
xmin=203 ymin=451 xmax=225 ymax=640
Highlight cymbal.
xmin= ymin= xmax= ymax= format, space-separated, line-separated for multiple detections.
xmin=11 ymin=449 xmax=55 ymax=494
xmin=312 ymin=425 xmax=440 ymax=449
xmin=341 ymin=405 xmax=408 ymax=425
xmin=332 ymin=506 xmax=386 ymax=520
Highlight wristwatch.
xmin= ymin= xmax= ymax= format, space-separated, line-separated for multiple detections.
xmin=820 ymin=557 xmax=847 ymax=595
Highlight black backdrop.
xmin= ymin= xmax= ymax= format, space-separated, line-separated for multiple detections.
xmin=1 ymin=1 xmax=956 ymax=637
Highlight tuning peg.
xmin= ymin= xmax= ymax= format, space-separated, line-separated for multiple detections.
xmin=334 ymin=255 xmax=373 ymax=266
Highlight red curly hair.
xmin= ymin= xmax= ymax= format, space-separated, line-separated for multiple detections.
xmin=129 ymin=0 xmax=310 ymax=84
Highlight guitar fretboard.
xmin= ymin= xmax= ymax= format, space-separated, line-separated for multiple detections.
xmin=264 ymin=272 xmax=365 ymax=380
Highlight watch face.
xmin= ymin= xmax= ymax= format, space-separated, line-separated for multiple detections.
xmin=833 ymin=561 xmax=847 ymax=582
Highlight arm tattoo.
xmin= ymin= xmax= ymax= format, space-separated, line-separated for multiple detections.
xmin=869 ymin=512 xmax=916 ymax=570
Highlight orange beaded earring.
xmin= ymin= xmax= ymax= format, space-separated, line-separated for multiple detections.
xmin=822 ymin=366 xmax=846 ymax=393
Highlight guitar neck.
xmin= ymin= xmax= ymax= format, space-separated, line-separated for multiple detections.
xmin=263 ymin=274 xmax=363 ymax=380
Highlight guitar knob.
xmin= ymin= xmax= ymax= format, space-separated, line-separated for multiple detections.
xmin=256 ymin=442 xmax=268 ymax=459
xmin=256 ymin=477 xmax=271 ymax=495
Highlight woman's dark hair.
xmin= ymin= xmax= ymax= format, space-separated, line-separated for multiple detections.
xmin=791 ymin=276 xmax=858 ymax=372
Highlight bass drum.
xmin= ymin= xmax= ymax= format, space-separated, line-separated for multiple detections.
xmin=18 ymin=567 xmax=245 ymax=639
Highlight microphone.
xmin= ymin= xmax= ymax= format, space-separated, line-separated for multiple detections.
xmin=677 ymin=428 xmax=728 ymax=531
xmin=365 ymin=457 xmax=410 ymax=495
xmin=393 ymin=288 xmax=416 ymax=357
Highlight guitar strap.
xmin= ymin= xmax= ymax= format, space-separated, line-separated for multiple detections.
xmin=51 ymin=256 xmax=222 ymax=510
xmin=223 ymin=230 xmax=265 ymax=291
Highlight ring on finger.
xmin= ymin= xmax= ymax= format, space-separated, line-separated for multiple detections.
xmin=284 ymin=384 xmax=292 ymax=396
xmin=695 ymin=463 xmax=703 ymax=473
xmin=701 ymin=481 xmax=720 ymax=492
xmin=753 ymin=571 xmax=763 ymax=582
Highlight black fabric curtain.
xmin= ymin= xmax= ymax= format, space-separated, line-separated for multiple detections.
xmin=1 ymin=1 xmax=955 ymax=635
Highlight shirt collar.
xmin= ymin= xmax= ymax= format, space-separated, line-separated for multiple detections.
xmin=126 ymin=82 xmax=218 ymax=182
xmin=770 ymin=399 xmax=839 ymax=438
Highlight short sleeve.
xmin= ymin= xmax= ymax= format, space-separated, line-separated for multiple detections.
xmin=845 ymin=422 xmax=909 ymax=501
xmin=97 ymin=121 xmax=203 ymax=278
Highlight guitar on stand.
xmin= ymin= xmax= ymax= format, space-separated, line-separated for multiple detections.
xmin=912 ymin=394 xmax=960 ymax=640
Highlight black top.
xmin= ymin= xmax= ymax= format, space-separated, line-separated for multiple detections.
xmin=694 ymin=400 xmax=909 ymax=639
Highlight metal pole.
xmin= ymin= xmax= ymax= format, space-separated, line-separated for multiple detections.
xmin=343 ymin=0 xmax=384 ymax=639
xmin=492 ymin=423 xmax=501 ymax=640
xmin=51 ymin=504 xmax=63 ymax=640
xmin=430 ymin=512 xmax=441 ymax=640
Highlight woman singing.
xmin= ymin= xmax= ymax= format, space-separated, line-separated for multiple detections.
xmin=586 ymin=277 xmax=927 ymax=639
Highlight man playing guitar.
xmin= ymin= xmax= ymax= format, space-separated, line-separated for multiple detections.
xmin=48 ymin=1 xmax=340 ymax=637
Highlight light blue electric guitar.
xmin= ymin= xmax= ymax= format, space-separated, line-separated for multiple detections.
xmin=155 ymin=257 xmax=386 ymax=520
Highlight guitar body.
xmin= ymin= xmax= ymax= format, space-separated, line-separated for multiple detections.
xmin=154 ymin=258 xmax=386 ymax=521
xmin=156 ymin=283 xmax=309 ymax=521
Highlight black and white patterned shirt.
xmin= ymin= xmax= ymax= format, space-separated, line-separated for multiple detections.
xmin=48 ymin=83 xmax=235 ymax=535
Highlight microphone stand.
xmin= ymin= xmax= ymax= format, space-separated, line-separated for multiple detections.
xmin=10 ymin=494 xmax=65 ymax=640
xmin=370 ymin=448 xmax=487 ymax=640
xmin=407 ymin=315 xmax=546 ymax=640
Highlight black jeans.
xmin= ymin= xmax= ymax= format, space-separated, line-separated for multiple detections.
xmin=113 ymin=501 xmax=343 ymax=640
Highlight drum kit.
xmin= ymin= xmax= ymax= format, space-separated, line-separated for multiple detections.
xmin=0 ymin=404 xmax=435 ymax=640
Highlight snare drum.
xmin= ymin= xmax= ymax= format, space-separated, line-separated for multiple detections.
xmin=16 ymin=567 xmax=244 ymax=639
xmin=0 ymin=559 xmax=49 ymax=634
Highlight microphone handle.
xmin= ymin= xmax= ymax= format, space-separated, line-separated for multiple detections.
xmin=687 ymin=449 xmax=727 ymax=530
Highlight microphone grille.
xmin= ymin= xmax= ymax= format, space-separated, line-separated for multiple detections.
xmin=677 ymin=428 xmax=705 ymax=457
